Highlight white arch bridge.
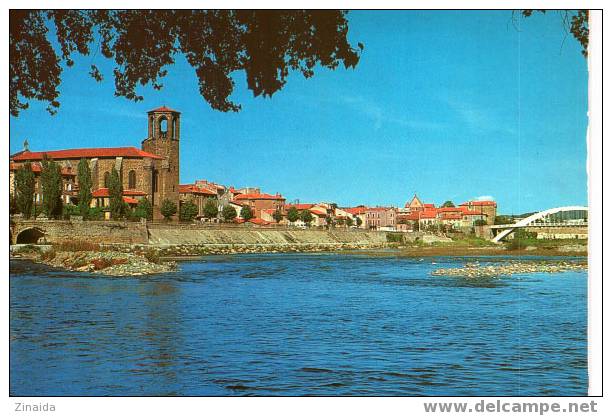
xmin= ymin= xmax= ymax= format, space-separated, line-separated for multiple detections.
xmin=490 ymin=206 xmax=588 ymax=243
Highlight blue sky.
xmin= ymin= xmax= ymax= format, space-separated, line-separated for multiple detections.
xmin=9 ymin=10 xmax=588 ymax=214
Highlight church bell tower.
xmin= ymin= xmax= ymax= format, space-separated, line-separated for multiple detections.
xmin=142 ymin=106 xmax=180 ymax=220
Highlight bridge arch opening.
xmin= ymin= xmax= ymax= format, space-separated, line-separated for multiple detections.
xmin=16 ymin=228 xmax=45 ymax=244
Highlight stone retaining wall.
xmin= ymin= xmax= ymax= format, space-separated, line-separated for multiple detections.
xmin=11 ymin=218 xmax=389 ymax=249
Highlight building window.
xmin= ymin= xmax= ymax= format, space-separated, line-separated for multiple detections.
xmin=152 ymin=170 xmax=158 ymax=193
xmin=159 ymin=116 xmax=168 ymax=136
xmin=103 ymin=171 xmax=110 ymax=188
xmin=128 ymin=170 xmax=136 ymax=189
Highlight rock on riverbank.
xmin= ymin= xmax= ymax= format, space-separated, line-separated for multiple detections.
xmin=18 ymin=249 xmax=176 ymax=276
xmin=431 ymin=260 xmax=587 ymax=278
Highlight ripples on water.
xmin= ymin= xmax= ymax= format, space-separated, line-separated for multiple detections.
xmin=9 ymin=254 xmax=587 ymax=396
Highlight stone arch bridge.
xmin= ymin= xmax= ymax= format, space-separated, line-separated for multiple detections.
xmin=9 ymin=219 xmax=148 ymax=246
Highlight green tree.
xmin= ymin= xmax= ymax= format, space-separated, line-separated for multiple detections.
xmin=9 ymin=194 xmax=19 ymax=215
xmin=356 ymin=217 xmax=363 ymax=227
xmin=240 ymin=205 xmax=254 ymax=221
xmin=272 ymin=209 xmax=283 ymax=223
xmin=203 ymin=198 xmax=218 ymax=219
xmin=180 ymin=199 xmax=199 ymax=222
xmin=474 ymin=219 xmax=487 ymax=227
xmin=87 ymin=206 xmax=104 ymax=220
xmin=77 ymin=158 xmax=92 ymax=217
xmin=134 ymin=197 xmax=153 ymax=220
xmin=521 ymin=10 xmax=588 ymax=57
xmin=160 ymin=198 xmax=177 ymax=221
xmin=14 ymin=162 xmax=35 ymax=219
xmin=10 ymin=10 xmax=361 ymax=116
xmin=222 ymin=205 xmax=237 ymax=222
xmin=300 ymin=209 xmax=313 ymax=225
xmin=108 ymin=167 xmax=123 ymax=219
xmin=40 ymin=155 xmax=63 ymax=218
xmin=441 ymin=200 xmax=455 ymax=208
xmin=345 ymin=216 xmax=354 ymax=227
xmin=287 ymin=206 xmax=299 ymax=223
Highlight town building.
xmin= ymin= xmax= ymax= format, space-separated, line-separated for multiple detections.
xmin=364 ymin=207 xmax=397 ymax=230
xmin=10 ymin=106 xmax=182 ymax=220
xmin=233 ymin=191 xmax=285 ymax=219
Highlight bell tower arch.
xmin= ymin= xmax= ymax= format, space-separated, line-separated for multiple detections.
xmin=142 ymin=106 xmax=181 ymax=220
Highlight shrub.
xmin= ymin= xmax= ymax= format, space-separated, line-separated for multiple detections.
xmin=87 ymin=206 xmax=104 ymax=220
xmin=143 ymin=249 xmax=160 ymax=264
xmin=134 ymin=198 xmax=153 ymax=220
xmin=180 ymin=200 xmax=199 ymax=222
xmin=160 ymin=199 xmax=177 ymax=221
xmin=386 ymin=232 xmax=404 ymax=243
xmin=222 ymin=205 xmax=237 ymax=222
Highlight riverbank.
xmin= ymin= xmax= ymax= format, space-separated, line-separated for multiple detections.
xmin=9 ymin=235 xmax=587 ymax=276
xmin=10 ymin=246 xmax=176 ymax=276
xmin=431 ymin=259 xmax=587 ymax=278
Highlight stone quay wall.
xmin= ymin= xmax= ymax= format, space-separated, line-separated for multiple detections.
xmin=10 ymin=219 xmax=389 ymax=251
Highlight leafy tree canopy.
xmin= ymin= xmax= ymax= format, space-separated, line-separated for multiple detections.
xmin=10 ymin=10 xmax=362 ymax=116
xmin=180 ymin=199 xmax=199 ymax=222
xmin=520 ymin=10 xmax=588 ymax=57
xmin=240 ymin=205 xmax=254 ymax=221
xmin=77 ymin=158 xmax=93 ymax=217
xmin=134 ymin=197 xmax=153 ymax=220
xmin=222 ymin=205 xmax=237 ymax=222
xmin=287 ymin=206 xmax=299 ymax=223
xmin=160 ymin=198 xmax=178 ymax=220
xmin=15 ymin=162 xmax=36 ymax=219
xmin=300 ymin=209 xmax=313 ymax=224
xmin=441 ymin=200 xmax=455 ymax=208
xmin=272 ymin=209 xmax=283 ymax=223
xmin=203 ymin=198 xmax=218 ymax=219
xmin=40 ymin=156 xmax=63 ymax=218
xmin=108 ymin=167 xmax=124 ymax=219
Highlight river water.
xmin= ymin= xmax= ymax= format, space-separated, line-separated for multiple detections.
xmin=9 ymin=254 xmax=587 ymax=396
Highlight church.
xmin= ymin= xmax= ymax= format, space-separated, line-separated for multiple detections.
xmin=10 ymin=106 xmax=181 ymax=220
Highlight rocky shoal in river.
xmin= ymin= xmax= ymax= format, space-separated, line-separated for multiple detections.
xmin=38 ymin=250 xmax=177 ymax=276
xmin=431 ymin=260 xmax=588 ymax=278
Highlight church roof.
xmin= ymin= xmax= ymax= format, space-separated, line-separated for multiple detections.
xmin=12 ymin=147 xmax=163 ymax=161
xmin=148 ymin=106 xmax=180 ymax=113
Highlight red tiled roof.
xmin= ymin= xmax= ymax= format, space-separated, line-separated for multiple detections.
xmin=235 ymin=193 xmax=285 ymax=201
xmin=423 ymin=203 xmax=436 ymax=208
xmin=366 ymin=207 xmax=394 ymax=212
xmin=12 ymin=147 xmax=163 ymax=161
xmin=179 ymin=184 xmax=216 ymax=196
xmin=460 ymin=200 xmax=497 ymax=207
xmin=438 ymin=207 xmax=461 ymax=212
xmin=10 ymin=161 xmax=76 ymax=175
xmin=419 ymin=211 xmax=437 ymax=219
xmin=123 ymin=196 xmax=139 ymax=204
xmin=285 ymin=203 xmax=314 ymax=211
xmin=441 ymin=213 xmax=462 ymax=220
xmin=249 ymin=218 xmax=270 ymax=225
xmin=148 ymin=106 xmax=180 ymax=113
xmin=398 ymin=212 xmax=420 ymax=221
xmin=344 ymin=206 xmax=367 ymax=215
xmin=309 ymin=207 xmax=327 ymax=216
